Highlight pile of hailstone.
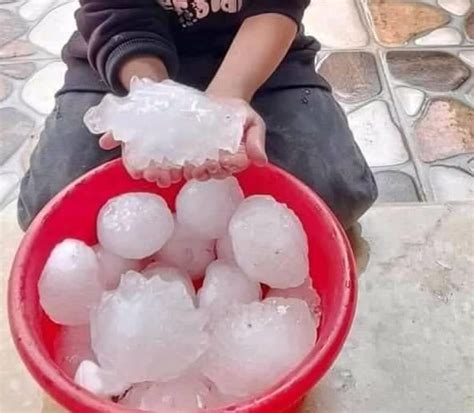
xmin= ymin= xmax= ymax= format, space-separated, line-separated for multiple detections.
xmin=39 ymin=178 xmax=321 ymax=411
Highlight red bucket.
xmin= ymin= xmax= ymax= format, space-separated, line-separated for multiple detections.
xmin=8 ymin=159 xmax=357 ymax=413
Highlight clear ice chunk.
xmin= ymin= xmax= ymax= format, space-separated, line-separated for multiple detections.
xmin=94 ymin=244 xmax=141 ymax=290
xmin=198 ymin=260 xmax=262 ymax=314
xmin=90 ymin=271 xmax=209 ymax=383
xmin=176 ymin=178 xmax=244 ymax=239
xmin=83 ymin=78 xmax=245 ymax=170
xmin=203 ymin=298 xmax=317 ymax=397
xmin=74 ymin=360 xmax=130 ymax=397
xmin=38 ymin=239 xmax=102 ymax=326
xmin=54 ymin=325 xmax=95 ymax=378
xmin=120 ymin=374 xmax=228 ymax=410
xmin=97 ymin=192 xmax=174 ymax=259
xmin=229 ymin=195 xmax=309 ymax=289
xmin=154 ymin=216 xmax=216 ymax=279
xmin=216 ymin=235 xmax=235 ymax=262
xmin=142 ymin=262 xmax=196 ymax=298
xmin=267 ymin=278 xmax=322 ymax=323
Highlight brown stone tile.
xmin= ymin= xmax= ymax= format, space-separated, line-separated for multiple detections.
xmin=367 ymin=0 xmax=450 ymax=45
xmin=0 ymin=40 xmax=36 ymax=59
xmin=0 ymin=10 xmax=28 ymax=48
xmin=415 ymin=98 xmax=474 ymax=162
xmin=0 ymin=75 xmax=12 ymax=101
xmin=386 ymin=51 xmax=471 ymax=92
xmin=0 ymin=62 xmax=35 ymax=79
xmin=466 ymin=11 xmax=474 ymax=40
xmin=319 ymin=52 xmax=381 ymax=104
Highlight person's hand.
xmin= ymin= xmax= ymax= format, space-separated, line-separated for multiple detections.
xmin=99 ymin=133 xmax=183 ymax=188
xmin=183 ymin=97 xmax=268 ymax=182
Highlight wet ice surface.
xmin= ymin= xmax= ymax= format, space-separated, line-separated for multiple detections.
xmin=176 ymin=178 xmax=244 ymax=239
xmin=94 ymin=245 xmax=141 ymax=290
xmin=120 ymin=374 xmax=228 ymax=410
xmin=142 ymin=263 xmax=196 ymax=299
xmin=203 ymin=298 xmax=317 ymax=397
xmin=84 ymin=78 xmax=245 ymax=170
xmin=198 ymin=260 xmax=262 ymax=314
xmin=216 ymin=235 xmax=235 ymax=262
xmin=38 ymin=239 xmax=102 ymax=326
xmin=91 ymin=271 xmax=209 ymax=383
xmin=154 ymin=217 xmax=216 ymax=279
xmin=229 ymin=196 xmax=309 ymax=289
xmin=54 ymin=325 xmax=95 ymax=378
xmin=267 ymin=278 xmax=322 ymax=321
xmin=97 ymin=193 xmax=174 ymax=259
xmin=74 ymin=360 xmax=130 ymax=397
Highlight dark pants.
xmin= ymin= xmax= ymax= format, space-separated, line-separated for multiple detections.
xmin=18 ymin=73 xmax=377 ymax=231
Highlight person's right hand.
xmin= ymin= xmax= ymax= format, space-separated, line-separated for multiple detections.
xmin=99 ymin=132 xmax=183 ymax=188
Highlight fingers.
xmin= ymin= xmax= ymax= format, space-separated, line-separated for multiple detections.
xmin=220 ymin=147 xmax=250 ymax=175
xmin=244 ymin=115 xmax=268 ymax=167
xmin=99 ymin=132 xmax=121 ymax=150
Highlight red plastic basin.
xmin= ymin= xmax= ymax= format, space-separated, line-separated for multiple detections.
xmin=8 ymin=159 xmax=357 ymax=413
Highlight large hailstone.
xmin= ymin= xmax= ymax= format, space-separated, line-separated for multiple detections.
xmin=74 ymin=360 xmax=130 ymax=397
xmin=198 ymin=260 xmax=262 ymax=314
xmin=216 ymin=235 xmax=235 ymax=262
xmin=203 ymin=298 xmax=317 ymax=397
xmin=176 ymin=178 xmax=244 ymax=239
xmin=229 ymin=196 xmax=309 ymax=289
xmin=97 ymin=193 xmax=174 ymax=259
xmin=94 ymin=245 xmax=141 ymax=290
xmin=38 ymin=239 xmax=102 ymax=326
xmin=154 ymin=217 xmax=216 ymax=279
xmin=142 ymin=262 xmax=196 ymax=298
xmin=83 ymin=78 xmax=245 ymax=170
xmin=90 ymin=271 xmax=209 ymax=383
xmin=120 ymin=374 xmax=228 ymax=410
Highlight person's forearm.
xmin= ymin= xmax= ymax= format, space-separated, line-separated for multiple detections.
xmin=207 ymin=14 xmax=298 ymax=101
xmin=119 ymin=56 xmax=169 ymax=91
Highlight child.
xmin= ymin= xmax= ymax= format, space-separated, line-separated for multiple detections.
xmin=18 ymin=0 xmax=377 ymax=230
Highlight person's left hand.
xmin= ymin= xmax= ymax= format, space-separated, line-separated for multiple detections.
xmin=183 ymin=97 xmax=268 ymax=181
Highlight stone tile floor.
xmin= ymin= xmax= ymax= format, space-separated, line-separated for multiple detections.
xmin=0 ymin=0 xmax=473 ymax=412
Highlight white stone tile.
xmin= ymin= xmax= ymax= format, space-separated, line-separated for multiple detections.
xmin=0 ymin=173 xmax=20 ymax=207
xmin=303 ymin=0 xmax=369 ymax=48
xmin=438 ymin=0 xmax=471 ymax=16
xmin=20 ymin=0 xmax=69 ymax=22
xmin=396 ymin=87 xmax=425 ymax=116
xmin=459 ymin=50 xmax=474 ymax=67
xmin=430 ymin=167 xmax=474 ymax=201
xmin=348 ymin=101 xmax=409 ymax=167
xmin=29 ymin=1 xmax=79 ymax=55
xmin=415 ymin=27 xmax=463 ymax=46
xmin=21 ymin=62 xmax=66 ymax=115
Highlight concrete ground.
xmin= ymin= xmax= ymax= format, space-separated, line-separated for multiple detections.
xmin=0 ymin=0 xmax=473 ymax=412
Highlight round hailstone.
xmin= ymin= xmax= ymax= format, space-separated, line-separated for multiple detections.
xmin=229 ymin=195 xmax=309 ymax=289
xmin=176 ymin=178 xmax=244 ymax=239
xmin=94 ymin=245 xmax=141 ymax=290
xmin=267 ymin=278 xmax=322 ymax=322
xmin=120 ymin=374 xmax=229 ymax=410
xmin=216 ymin=235 xmax=235 ymax=262
xmin=142 ymin=263 xmax=196 ymax=298
xmin=91 ymin=271 xmax=209 ymax=383
xmin=97 ymin=193 xmax=174 ymax=259
xmin=203 ymin=298 xmax=317 ymax=397
xmin=38 ymin=239 xmax=102 ymax=326
xmin=74 ymin=360 xmax=130 ymax=397
xmin=54 ymin=325 xmax=95 ymax=378
xmin=198 ymin=260 xmax=262 ymax=314
xmin=154 ymin=217 xmax=216 ymax=279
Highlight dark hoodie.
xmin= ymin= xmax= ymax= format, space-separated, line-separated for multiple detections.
xmin=61 ymin=0 xmax=329 ymax=95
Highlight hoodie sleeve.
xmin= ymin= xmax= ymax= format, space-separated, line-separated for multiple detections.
xmin=243 ymin=0 xmax=310 ymax=25
xmin=76 ymin=0 xmax=178 ymax=94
